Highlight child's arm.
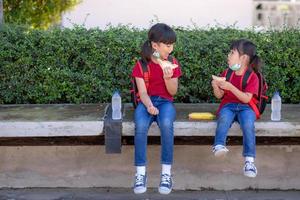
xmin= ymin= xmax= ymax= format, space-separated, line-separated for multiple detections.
xmin=164 ymin=77 xmax=178 ymax=96
xmin=162 ymin=67 xmax=178 ymax=96
xmin=211 ymin=79 xmax=224 ymax=99
xmin=135 ymin=77 xmax=159 ymax=115
xmin=218 ymin=81 xmax=253 ymax=103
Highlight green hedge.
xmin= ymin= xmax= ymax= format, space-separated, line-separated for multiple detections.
xmin=0 ymin=25 xmax=299 ymax=104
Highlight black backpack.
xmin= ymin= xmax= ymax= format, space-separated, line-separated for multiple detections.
xmin=130 ymin=56 xmax=174 ymax=109
xmin=225 ymin=68 xmax=268 ymax=119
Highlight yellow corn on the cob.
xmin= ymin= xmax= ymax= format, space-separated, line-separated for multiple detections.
xmin=189 ymin=112 xmax=215 ymax=120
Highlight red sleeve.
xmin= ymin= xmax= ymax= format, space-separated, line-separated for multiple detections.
xmin=172 ymin=58 xmax=182 ymax=78
xmin=220 ymin=69 xmax=227 ymax=77
xmin=132 ymin=61 xmax=143 ymax=78
xmin=244 ymin=73 xmax=259 ymax=97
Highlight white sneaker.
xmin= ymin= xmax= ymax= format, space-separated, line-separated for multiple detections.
xmin=158 ymin=174 xmax=173 ymax=195
xmin=133 ymin=173 xmax=147 ymax=194
xmin=213 ymin=145 xmax=229 ymax=157
xmin=244 ymin=161 xmax=257 ymax=178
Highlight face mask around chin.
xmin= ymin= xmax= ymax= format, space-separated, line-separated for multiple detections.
xmin=229 ymin=63 xmax=241 ymax=71
xmin=152 ymin=51 xmax=161 ymax=59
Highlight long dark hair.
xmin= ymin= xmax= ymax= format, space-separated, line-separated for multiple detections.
xmin=230 ymin=39 xmax=263 ymax=72
xmin=141 ymin=23 xmax=176 ymax=62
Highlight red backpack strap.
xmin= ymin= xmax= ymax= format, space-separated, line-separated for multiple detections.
xmin=138 ymin=59 xmax=150 ymax=89
xmin=241 ymin=68 xmax=260 ymax=119
xmin=249 ymin=98 xmax=260 ymax=119
xmin=256 ymin=71 xmax=268 ymax=100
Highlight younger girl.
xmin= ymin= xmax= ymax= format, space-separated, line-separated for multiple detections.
xmin=211 ymin=39 xmax=262 ymax=178
xmin=131 ymin=23 xmax=182 ymax=194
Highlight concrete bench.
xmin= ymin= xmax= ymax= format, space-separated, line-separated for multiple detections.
xmin=1 ymin=103 xmax=300 ymax=190
xmin=0 ymin=103 xmax=299 ymax=137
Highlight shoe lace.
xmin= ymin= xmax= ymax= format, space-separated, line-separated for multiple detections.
xmin=161 ymin=174 xmax=171 ymax=185
xmin=245 ymin=161 xmax=256 ymax=171
xmin=213 ymin=145 xmax=226 ymax=152
xmin=135 ymin=174 xmax=145 ymax=185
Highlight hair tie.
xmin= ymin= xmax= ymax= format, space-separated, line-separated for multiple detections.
xmin=250 ymin=54 xmax=257 ymax=64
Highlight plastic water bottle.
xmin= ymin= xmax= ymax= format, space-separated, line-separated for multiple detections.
xmin=271 ymin=91 xmax=281 ymax=121
xmin=112 ymin=91 xmax=122 ymax=120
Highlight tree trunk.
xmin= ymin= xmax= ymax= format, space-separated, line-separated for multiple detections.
xmin=0 ymin=0 xmax=3 ymax=25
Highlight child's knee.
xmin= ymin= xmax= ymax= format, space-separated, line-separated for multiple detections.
xmin=159 ymin=119 xmax=173 ymax=130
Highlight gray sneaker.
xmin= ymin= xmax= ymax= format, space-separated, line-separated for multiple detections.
xmin=133 ymin=173 xmax=147 ymax=194
xmin=244 ymin=161 xmax=257 ymax=178
xmin=158 ymin=174 xmax=173 ymax=195
xmin=213 ymin=144 xmax=229 ymax=157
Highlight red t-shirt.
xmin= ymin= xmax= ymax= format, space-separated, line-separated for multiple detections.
xmin=132 ymin=58 xmax=182 ymax=101
xmin=218 ymin=68 xmax=259 ymax=110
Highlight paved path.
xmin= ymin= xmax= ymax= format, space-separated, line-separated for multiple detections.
xmin=0 ymin=188 xmax=299 ymax=200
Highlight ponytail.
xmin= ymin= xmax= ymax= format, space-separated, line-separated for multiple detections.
xmin=141 ymin=40 xmax=152 ymax=62
xmin=250 ymin=55 xmax=263 ymax=73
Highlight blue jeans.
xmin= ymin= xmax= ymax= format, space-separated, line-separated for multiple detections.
xmin=214 ymin=103 xmax=256 ymax=158
xmin=134 ymin=96 xmax=176 ymax=166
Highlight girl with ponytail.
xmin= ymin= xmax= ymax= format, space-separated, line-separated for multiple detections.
xmin=211 ymin=39 xmax=263 ymax=178
xmin=131 ymin=23 xmax=182 ymax=195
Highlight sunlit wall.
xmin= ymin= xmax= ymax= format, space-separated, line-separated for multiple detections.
xmin=62 ymin=0 xmax=253 ymax=29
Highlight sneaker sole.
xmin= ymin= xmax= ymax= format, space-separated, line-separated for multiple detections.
xmin=134 ymin=187 xmax=147 ymax=194
xmin=244 ymin=171 xmax=257 ymax=178
xmin=214 ymin=149 xmax=228 ymax=158
xmin=158 ymin=187 xmax=172 ymax=195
